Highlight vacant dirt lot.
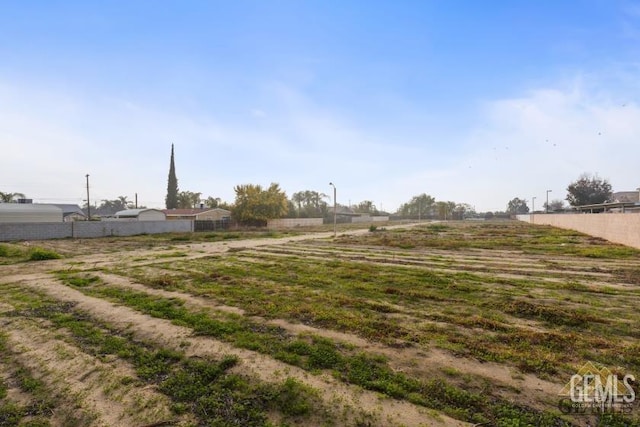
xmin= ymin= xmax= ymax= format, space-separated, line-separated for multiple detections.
xmin=1 ymin=221 xmax=639 ymax=426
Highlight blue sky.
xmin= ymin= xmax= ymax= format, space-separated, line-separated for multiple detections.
xmin=1 ymin=1 xmax=640 ymax=212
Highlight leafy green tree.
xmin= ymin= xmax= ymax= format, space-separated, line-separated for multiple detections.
xmin=177 ymin=191 xmax=202 ymax=209
xmin=353 ymin=200 xmax=377 ymax=215
xmin=289 ymin=190 xmax=328 ymax=218
xmin=205 ymin=196 xmax=221 ymax=208
xmin=232 ymin=183 xmax=288 ymax=226
xmin=436 ymin=201 xmax=457 ymax=220
xmin=453 ymin=203 xmax=475 ymax=220
xmin=397 ymin=194 xmax=436 ymax=218
xmin=543 ymin=199 xmax=565 ymax=212
xmin=566 ymin=173 xmax=613 ymax=206
xmin=165 ymin=144 xmax=179 ymax=209
xmin=0 ymin=191 xmax=26 ymax=203
xmin=506 ymin=197 xmax=529 ymax=214
xmin=203 ymin=196 xmax=232 ymax=210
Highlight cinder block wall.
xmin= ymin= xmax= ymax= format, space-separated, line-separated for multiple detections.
xmin=0 ymin=220 xmax=194 ymax=242
xmin=516 ymin=213 xmax=640 ymax=249
xmin=267 ymin=218 xmax=324 ymax=228
xmin=351 ymin=216 xmax=390 ymax=223
xmin=0 ymin=223 xmax=71 ymax=241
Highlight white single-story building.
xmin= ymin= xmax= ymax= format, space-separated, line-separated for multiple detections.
xmin=0 ymin=204 xmax=63 ymax=223
xmin=114 ymin=209 xmax=166 ymax=221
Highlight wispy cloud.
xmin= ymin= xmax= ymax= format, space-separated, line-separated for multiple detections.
xmin=2 ymin=73 xmax=639 ymax=213
xmin=388 ymin=81 xmax=640 ymax=211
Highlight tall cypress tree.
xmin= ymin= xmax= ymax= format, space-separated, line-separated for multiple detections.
xmin=165 ymin=144 xmax=179 ymax=209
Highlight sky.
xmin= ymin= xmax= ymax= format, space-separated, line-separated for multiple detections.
xmin=1 ymin=0 xmax=640 ymax=212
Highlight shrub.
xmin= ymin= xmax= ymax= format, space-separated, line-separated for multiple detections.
xmin=28 ymin=247 xmax=62 ymax=261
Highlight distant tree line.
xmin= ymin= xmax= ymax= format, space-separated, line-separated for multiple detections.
xmin=505 ymin=173 xmax=614 ymax=215
xmin=396 ymin=193 xmax=475 ymax=220
xmin=0 ymin=192 xmax=26 ymax=203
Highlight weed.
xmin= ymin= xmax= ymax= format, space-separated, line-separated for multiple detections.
xmin=56 ymin=272 xmax=101 ymax=287
xmin=61 ymin=282 xmax=573 ymax=425
xmin=3 ymin=288 xmax=342 ymax=426
xmin=155 ymin=251 xmax=188 ymax=258
xmin=27 ymin=248 xmax=61 ymax=261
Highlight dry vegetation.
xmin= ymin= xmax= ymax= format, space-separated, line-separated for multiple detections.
xmin=1 ymin=220 xmax=639 ymax=426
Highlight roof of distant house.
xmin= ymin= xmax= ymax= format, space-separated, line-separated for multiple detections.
xmin=115 ymin=208 xmax=164 ymax=217
xmin=0 ymin=203 xmax=62 ymax=214
xmin=162 ymin=208 xmax=231 ymax=216
xmin=51 ymin=204 xmax=85 ymax=216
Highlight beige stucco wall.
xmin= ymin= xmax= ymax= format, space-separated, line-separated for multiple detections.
xmin=267 ymin=218 xmax=323 ymax=228
xmin=516 ymin=213 xmax=640 ymax=249
xmin=195 ymin=210 xmax=231 ymax=221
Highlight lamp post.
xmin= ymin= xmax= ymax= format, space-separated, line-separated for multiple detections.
xmin=532 ymin=197 xmax=536 ymax=224
xmin=329 ymin=182 xmax=336 ymax=238
xmin=86 ymin=174 xmax=91 ymax=221
xmin=546 ymin=189 xmax=552 ymax=213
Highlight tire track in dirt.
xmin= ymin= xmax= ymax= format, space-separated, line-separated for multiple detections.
xmin=14 ymin=273 xmax=471 ymax=427
xmin=89 ymin=271 xmax=562 ymax=412
xmin=241 ymin=245 xmax=618 ymax=283
xmin=0 ymin=223 xmax=422 ymax=276
xmin=1 ymin=316 xmax=177 ymax=427
xmin=0 ymin=301 xmax=34 ymax=408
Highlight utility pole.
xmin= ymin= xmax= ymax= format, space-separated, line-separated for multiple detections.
xmin=546 ymin=190 xmax=552 ymax=213
xmin=135 ymin=193 xmax=138 ymax=209
xmin=532 ymin=197 xmax=536 ymax=224
xmin=329 ymin=182 xmax=337 ymax=238
xmin=86 ymin=174 xmax=91 ymax=221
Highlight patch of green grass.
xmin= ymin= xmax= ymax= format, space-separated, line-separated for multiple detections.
xmin=111 ymin=247 xmax=640 ymax=378
xmin=0 ymin=244 xmax=12 ymax=257
xmin=0 ymin=332 xmax=56 ymax=426
xmin=425 ymin=223 xmax=450 ymax=233
xmin=27 ymin=247 xmax=62 ymax=261
xmin=55 ymin=272 xmax=101 ymax=287
xmin=0 ymin=244 xmax=28 ymax=264
xmin=169 ymin=234 xmax=192 ymax=241
xmin=59 ymin=280 xmax=573 ymax=425
xmin=2 ymin=289 xmax=334 ymax=426
xmin=14 ymin=367 xmax=45 ymax=394
xmin=501 ymin=298 xmax=606 ymax=327
xmin=155 ymin=251 xmax=188 ymax=258
xmin=340 ymin=221 xmax=640 ymax=259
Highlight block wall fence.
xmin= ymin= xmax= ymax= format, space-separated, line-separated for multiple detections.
xmin=0 ymin=220 xmax=193 ymax=242
xmin=516 ymin=213 xmax=640 ymax=249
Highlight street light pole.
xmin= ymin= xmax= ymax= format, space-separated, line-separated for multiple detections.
xmin=329 ymin=182 xmax=336 ymax=238
xmin=532 ymin=197 xmax=536 ymax=224
xmin=546 ymin=190 xmax=552 ymax=213
xmin=86 ymin=174 xmax=91 ymax=221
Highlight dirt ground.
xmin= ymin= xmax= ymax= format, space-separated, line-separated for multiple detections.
xmin=2 ymin=222 xmax=637 ymax=426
